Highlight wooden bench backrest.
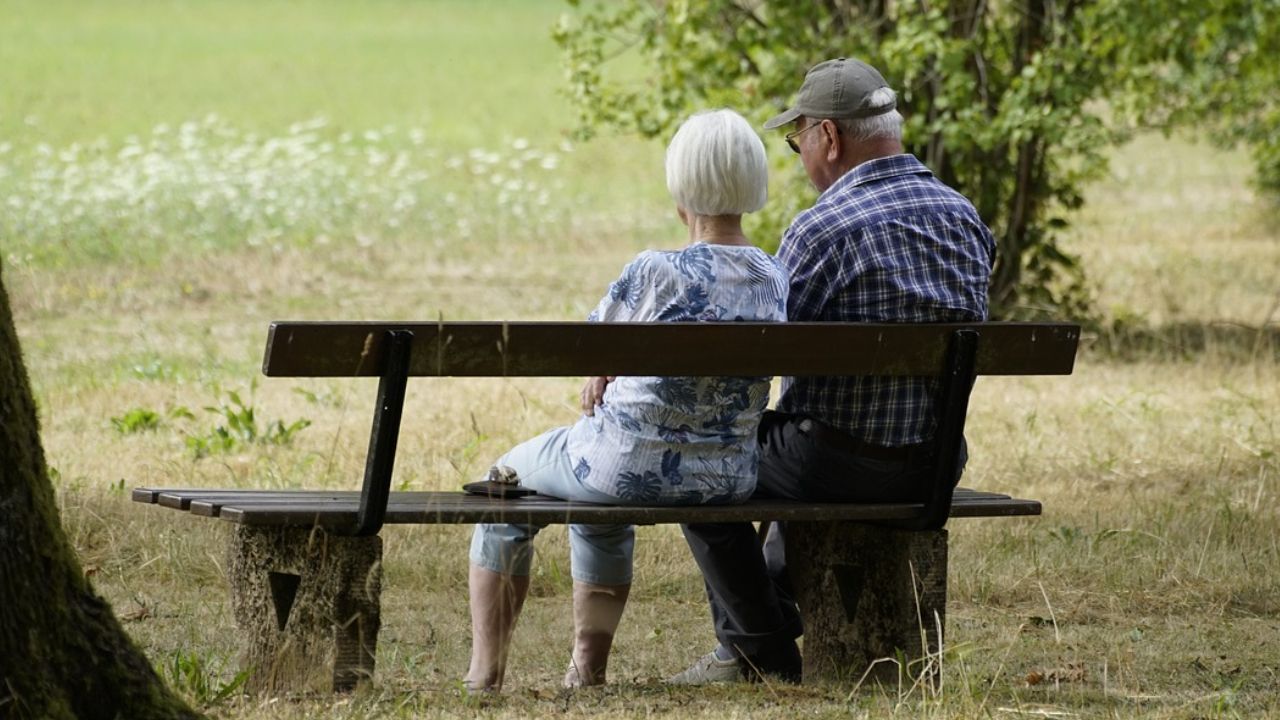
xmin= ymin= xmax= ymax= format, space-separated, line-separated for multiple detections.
xmin=263 ymin=322 xmax=1080 ymax=378
xmin=261 ymin=321 xmax=1080 ymax=536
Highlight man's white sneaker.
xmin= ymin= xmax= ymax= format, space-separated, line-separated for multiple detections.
xmin=665 ymin=652 xmax=741 ymax=684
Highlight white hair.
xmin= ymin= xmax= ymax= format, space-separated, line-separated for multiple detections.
xmin=665 ymin=109 xmax=768 ymax=216
xmin=833 ymin=87 xmax=904 ymax=142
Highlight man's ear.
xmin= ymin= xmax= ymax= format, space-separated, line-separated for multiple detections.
xmin=823 ymin=120 xmax=841 ymax=163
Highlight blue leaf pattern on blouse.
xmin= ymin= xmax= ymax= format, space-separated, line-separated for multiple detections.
xmin=614 ymin=409 xmax=643 ymax=433
xmin=668 ymin=243 xmax=716 ymax=283
xmin=700 ymin=411 xmax=740 ymax=447
xmin=743 ymin=250 xmax=787 ymax=313
xmin=660 ymin=449 xmax=683 ymax=486
xmin=653 ymin=376 xmax=701 ymax=413
xmin=690 ymin=457 xmax=743 ymax=505
xmin=565 ymin=243 xmax=789 ymax=505
xmin=573 ymin=457 xmax=591 ymax=481
xmin=657 ymin=422 xmax=696 ymax=443
xmin=616 ymin=471 xmax=663 ymax=502
xmin=656 ymin=283 xmax=710 ymax=321
xmin=607 ymin=256 xmax=648 ymax=310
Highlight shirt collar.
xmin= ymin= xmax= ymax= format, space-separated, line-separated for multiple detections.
xmin=818 ymin=154 xmax=933 ymax=200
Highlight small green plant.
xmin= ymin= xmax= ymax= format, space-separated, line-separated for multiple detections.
xmin=163 ymin=650 xmax=248 ymax=708
xmin=131 ymin=357 xmax=177 ymax=381
xmin=111 ymin=408 xmax=161 ymax=434
xmin=292 ymin=384 xmax=340 ymax=407
xmin=1048 ymin=525 xmax=1086 ymax=544
xmin=186 ymin=389 xmax=311 ymax=459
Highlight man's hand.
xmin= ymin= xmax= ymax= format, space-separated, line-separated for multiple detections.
xmin=580 ymin=376 xmax=616 ymax=416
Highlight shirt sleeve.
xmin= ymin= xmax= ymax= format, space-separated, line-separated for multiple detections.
xmin=776 ymin=223 xmax=837 ymax=321
xmin=587 ymin=253 xmax=652 ymax=322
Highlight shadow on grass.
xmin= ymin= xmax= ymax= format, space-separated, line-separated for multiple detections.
xmin=1085 ymin=320 xmax=1280 ymax=362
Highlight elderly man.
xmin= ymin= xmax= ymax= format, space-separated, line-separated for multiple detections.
xmin=670 ymin=58 xmax=996 ymax=684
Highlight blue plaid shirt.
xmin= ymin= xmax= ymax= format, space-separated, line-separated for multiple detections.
xmin=775 ymin=154 xmax=995 ymax=446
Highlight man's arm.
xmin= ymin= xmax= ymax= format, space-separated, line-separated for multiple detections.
xmin=776 ymin=226 xmax=838 ymax=322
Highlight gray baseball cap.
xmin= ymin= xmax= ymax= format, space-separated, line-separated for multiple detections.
xmin=763 ymin=57 xmax=895 ymax=129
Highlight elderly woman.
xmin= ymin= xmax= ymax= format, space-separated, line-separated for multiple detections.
xmin=465 ymin=109 xmax=786 ymax=692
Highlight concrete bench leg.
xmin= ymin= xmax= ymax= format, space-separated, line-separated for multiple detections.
xmin=787 ymin=522 xmax=947 ymax=686
xmin=226 ymin=525 xmax=382 ymax=694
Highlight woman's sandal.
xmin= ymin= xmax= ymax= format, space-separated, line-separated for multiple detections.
xmin=462 ymin=465 xmax=537 ymax=498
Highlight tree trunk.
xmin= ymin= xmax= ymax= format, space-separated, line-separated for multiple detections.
xmin=0 ymin=267 xmax=200 ymax=720
xmin=990 ymin=0 xmax=1050 ymax=311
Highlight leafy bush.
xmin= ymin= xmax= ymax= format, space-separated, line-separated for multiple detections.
xmin=554 ymin=0 xmax=1277 ymax=319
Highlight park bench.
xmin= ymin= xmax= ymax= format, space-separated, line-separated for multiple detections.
xmin=133 ymin=320 xmax=1079 ymax=694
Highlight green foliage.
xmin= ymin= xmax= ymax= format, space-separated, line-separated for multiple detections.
xmin=553 ymin=0 xmax=1274 ymax=319
xmin=110 ymin=408 xmax=161 ymax=435
xmin=1159 ymin=1 xmax=1280 ymax=193
xmin=186 ymin=387 xmax=311 ymax=459
xmin=110 ymin=405 xmax=198 ymax=436
xmin=163 ymin=650 xmax=248 ymax=708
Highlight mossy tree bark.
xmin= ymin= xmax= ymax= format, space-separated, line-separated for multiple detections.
xmin=0 ymin=269 xmax=200 ymax=720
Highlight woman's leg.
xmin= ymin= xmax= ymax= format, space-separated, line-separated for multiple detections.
xmin=464 ymin=429 xmax=567 ymax=690
xmin=465 ymin=563 xmax=531 ymax=691
xmin=564 ymin=522 xmax=635 ymax=687
xmin=565 ymin=580 xmax=631 ymax=687
xmin=467 ymin=425 xmax=637 ymax=689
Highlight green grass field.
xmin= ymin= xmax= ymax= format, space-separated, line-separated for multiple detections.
xmin=3 ymin=1 xmax=1278 ymax=718
xmin=2 ymin=0 xmax=585 ymax=146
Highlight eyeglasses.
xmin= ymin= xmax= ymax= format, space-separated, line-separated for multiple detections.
xmin=784 ymin=120 xmax=840 ymax=154
xmin=785 ymin=121 xmax=823 ymax=154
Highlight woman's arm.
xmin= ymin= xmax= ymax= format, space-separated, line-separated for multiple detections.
xmin=579 ymin=254 xmax=659 ymax=415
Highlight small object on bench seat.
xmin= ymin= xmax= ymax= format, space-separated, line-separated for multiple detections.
xmin=461 ymin=465 xmax=537 ymax=498
xmin=134 ymin=320 xmax=1079 ymax=694
xmin=463 ymin=461 xmax=537 ymax=497
xmin=462 ymin=481 xmax=537 ymax=499
xmin=487 ymin=464 xmax=520 ymax=485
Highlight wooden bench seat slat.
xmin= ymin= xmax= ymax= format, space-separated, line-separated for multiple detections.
xmin=263 ymin=321 xmax=1080 ymax=378
xmin=217 ymin=498 xmax=1039 ymax=527
xmin=135 ymin=487 xmax=1015 ymax=505
xmin=156 ymin=490 xmax=437 ymax=511
xmin=134 ymin=488 xmax=1037 ymax=525
xmin=131 ymin=488 xmax=165 ymax=503
xmin=136 ymin=487 xmax=1016 ymax=510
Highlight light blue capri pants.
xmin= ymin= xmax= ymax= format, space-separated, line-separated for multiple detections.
xmin=469 ymin=427 xmax=635 ymax=586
